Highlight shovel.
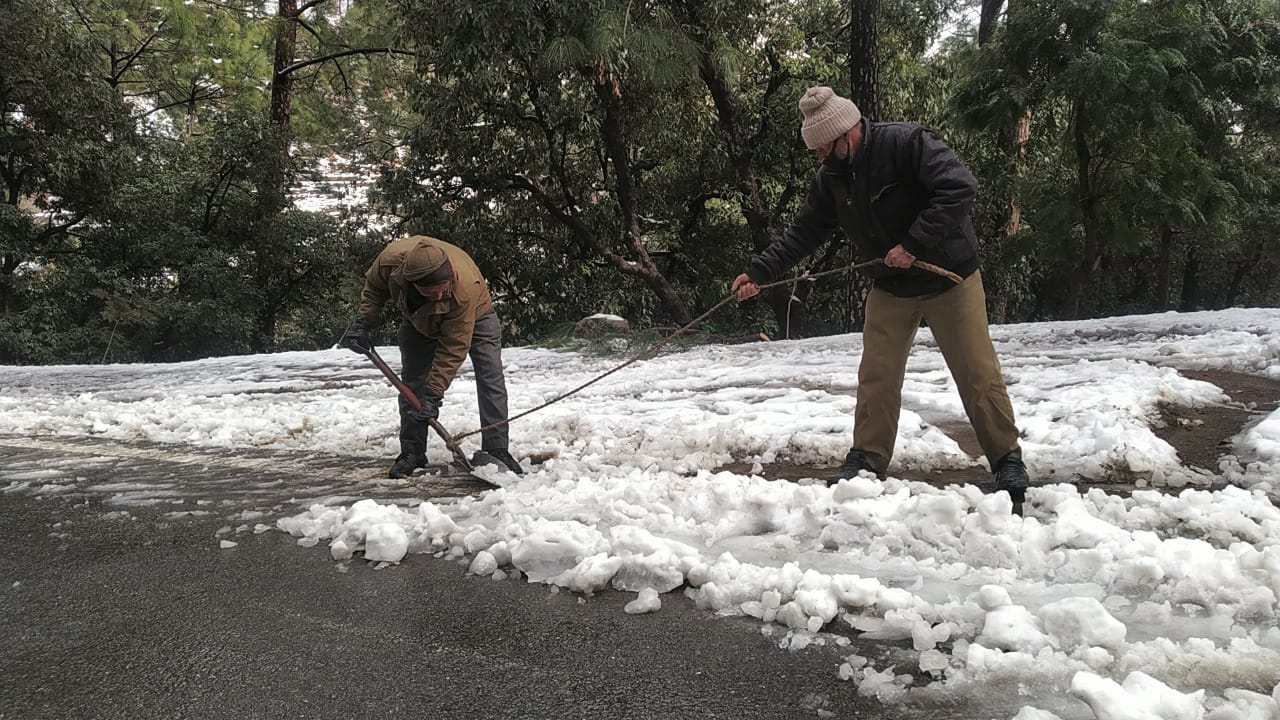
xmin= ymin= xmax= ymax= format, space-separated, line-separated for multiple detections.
xmin=360 ymin=345 xmax=474 ymax=474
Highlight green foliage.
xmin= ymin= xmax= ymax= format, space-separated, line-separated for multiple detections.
xmin=0 ymin=0 xmax=366 ymax=364
xmin=2 ymin=0 xmax=1278 ymax=364
xmin=952 ymin=0 xmax=1280 ymax=318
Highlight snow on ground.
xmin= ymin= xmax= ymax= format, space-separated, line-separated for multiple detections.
xmin=2 ymin=308 xmax=1279 ymax=719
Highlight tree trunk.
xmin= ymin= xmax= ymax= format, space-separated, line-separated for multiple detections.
xmin=846 ymin=0 xmax=881 ymax=333
xmin=261 ymin=0 xmax=297 ymax=220
xmin=697 ymin=55 xmax=802 ymax=335
xmin=1154 ymin=224 xmax=1173 ymax=310
xmin=589 ymin=68 xmax=692 ymax=326
xmin=0 ymin=255 xmax=16 ymax=316
xmin=185 ymin=78 xmax=198 ymax=139
xmin=978 ymin=0 xmax=1006 ymax=45
xmin=849 ymin=0 xmax=881 ymax=120
xmin=1065 ymin=103 xmax=1102 ymax=320
xmin=250 ymin=0 xmax=301 ymax=352
xmin=1 ymin=173 xmax=18 ymax=315
xmin=980 ymin=0 xmax=1026 ymax=324
xmin=989 ymin=110 xmax=1031 ymax=324
xmin=1179 ymin=246 xmax=1200 ymax=312
xmin=1217 ymin=247 xmax=1261 ymax=309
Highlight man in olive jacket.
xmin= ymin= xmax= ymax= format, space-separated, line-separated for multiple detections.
xmin=731 ymin=86 xmax=1029 ymax=502
xmin=342 ymin=236 xmax=523 ymax=478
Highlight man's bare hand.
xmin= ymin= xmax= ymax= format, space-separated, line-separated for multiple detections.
xmin=885 ymin=244 xmax=916 ymax=269
xmin=731 ymin=273 xmax=760 ymax=301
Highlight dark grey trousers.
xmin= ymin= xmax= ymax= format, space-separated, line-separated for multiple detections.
xmin=397 ymin=311 xmax=511 ymax=458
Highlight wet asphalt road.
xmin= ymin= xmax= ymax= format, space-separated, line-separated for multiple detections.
xmin=0 ymin=436 xmax=986 ymax=720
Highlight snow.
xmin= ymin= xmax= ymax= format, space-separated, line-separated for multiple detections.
xmin=2 ymin=308 xmax=1279 ymax=720
xmin=625 ymin=587 xmax=662 ymax=614
xmin=1236 ymin=412 xmax=1280 ymax=465
xmin=1071 ymin=670 xmax=1205 ymax=720
xmin=1038 ymin=597 xmax=1128 ymax=651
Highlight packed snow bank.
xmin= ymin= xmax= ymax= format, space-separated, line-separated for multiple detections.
xmin=277 ymin=467 xmax=1280 ymax=718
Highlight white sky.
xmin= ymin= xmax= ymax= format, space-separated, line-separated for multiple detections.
xmin=2 ymin=308 xmax=1279 ymax=720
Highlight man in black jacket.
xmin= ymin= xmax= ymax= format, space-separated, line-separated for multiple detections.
xmin=731 ymin=86 xmax=1030 ymax=503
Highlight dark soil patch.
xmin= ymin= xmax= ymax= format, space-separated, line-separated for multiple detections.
xmin=717 ymin=368 xmax=1280 ymax=497
xmin=1153 ymin=369 xmax=1280 ymax=474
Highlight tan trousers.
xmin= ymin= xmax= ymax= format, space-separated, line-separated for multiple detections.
xmin=854 ymin=270 xmax=1020 ymax=472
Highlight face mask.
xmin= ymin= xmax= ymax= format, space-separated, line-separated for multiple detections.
xmin=823 ymin=154 xmax=855 ymax=174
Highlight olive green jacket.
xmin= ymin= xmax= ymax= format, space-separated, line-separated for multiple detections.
xmin=357 ymin=236 xmax=495 ymax=395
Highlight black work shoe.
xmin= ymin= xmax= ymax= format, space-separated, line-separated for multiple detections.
xmin=387 ymin=453 xmax=426 ymax=479
xmin=834 ymin=448 xmax=882 ymax=482
xmin=483 ymin=448 xmax=525 ymax=475
xmin=993 ymin=449 xmax=1030 ymax=505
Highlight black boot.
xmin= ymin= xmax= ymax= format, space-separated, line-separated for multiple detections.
xmin=387 ymin=453 xmax=426 ymax=479
xmin=993 ymin=449 xmax=1030 ymax=505
xmin=833 ymin=448 xmax=882 ymax=483
xmin=483 ymin=448 xmax=525 ymax=475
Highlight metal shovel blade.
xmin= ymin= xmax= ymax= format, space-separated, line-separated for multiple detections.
xmin=426 ymin=418 xmax=474 ymax=473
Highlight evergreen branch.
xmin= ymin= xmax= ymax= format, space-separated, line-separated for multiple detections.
xmin=679 ymin=192 xmax=728 ymax=246
xmin=296 ymin=17 xmax=324 ymax=43
xmin=581 ymin=65 xmax=655 ymax=271
xmin=330 ymin=56 xmax=354 ymax=95
xmin=750 ymin=47 xmax=789 ymax=148
xmin=294 ymin=0 xmax=330 ymax=17
xmin=277 ymin=48 xmax=415 ymax=78
xmin=523 ymin=81 xmax=578 ymax=212
xmin=67 ymin=0 xmax=109 ymax=56
xmin=193 ymin=0 xmax=267 ymax=18
xmin=36 ymin=214 xmax=86 ymax=242
xmin=110 ymin=18 xmax=168 ymax=86
xmin=509 ymin=174 xmax=638 ymax=272
xmin=136 ymin=90 xmax=227 ymax=119
xmin=772 ymin=171 xmax=804 ymax=225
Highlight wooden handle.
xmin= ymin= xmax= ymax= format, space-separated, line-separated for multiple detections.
xmin=911 ymin=260 xmax=964 ymax=284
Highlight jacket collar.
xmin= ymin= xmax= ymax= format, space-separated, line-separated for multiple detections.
xmin=851 ymin=117 xmax=872 ymax=170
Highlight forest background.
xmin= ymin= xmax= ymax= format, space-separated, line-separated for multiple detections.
xmin=2 ymin=0 xmax=1278 ymax=365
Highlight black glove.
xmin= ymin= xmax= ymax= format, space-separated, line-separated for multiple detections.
xmin=341 ymin=315 xmax=371 ymax=354
xmin=407 ymin=390 xmax=443 ymax=422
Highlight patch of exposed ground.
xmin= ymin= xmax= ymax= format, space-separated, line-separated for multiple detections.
xmin=717 ymin=368 xmax=1280 ymax=497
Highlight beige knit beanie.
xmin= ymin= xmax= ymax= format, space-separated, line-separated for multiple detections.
xmin=403 ymin=242 xmax=452 ymax=283
xmin=798 ymin=86 xmax=862 ymax=150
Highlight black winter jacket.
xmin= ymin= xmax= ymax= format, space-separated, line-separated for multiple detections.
xmin=747 ymin=119 xmax=980 ymax=297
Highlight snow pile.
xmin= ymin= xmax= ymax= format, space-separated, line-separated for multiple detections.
xmin=2 ymin=310 xmax=1276 ymax=492
xmin=4 ymin=308 xmax=1279 ymax=719
xmin=277 ymin=468 xmax=1280 ymax=718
